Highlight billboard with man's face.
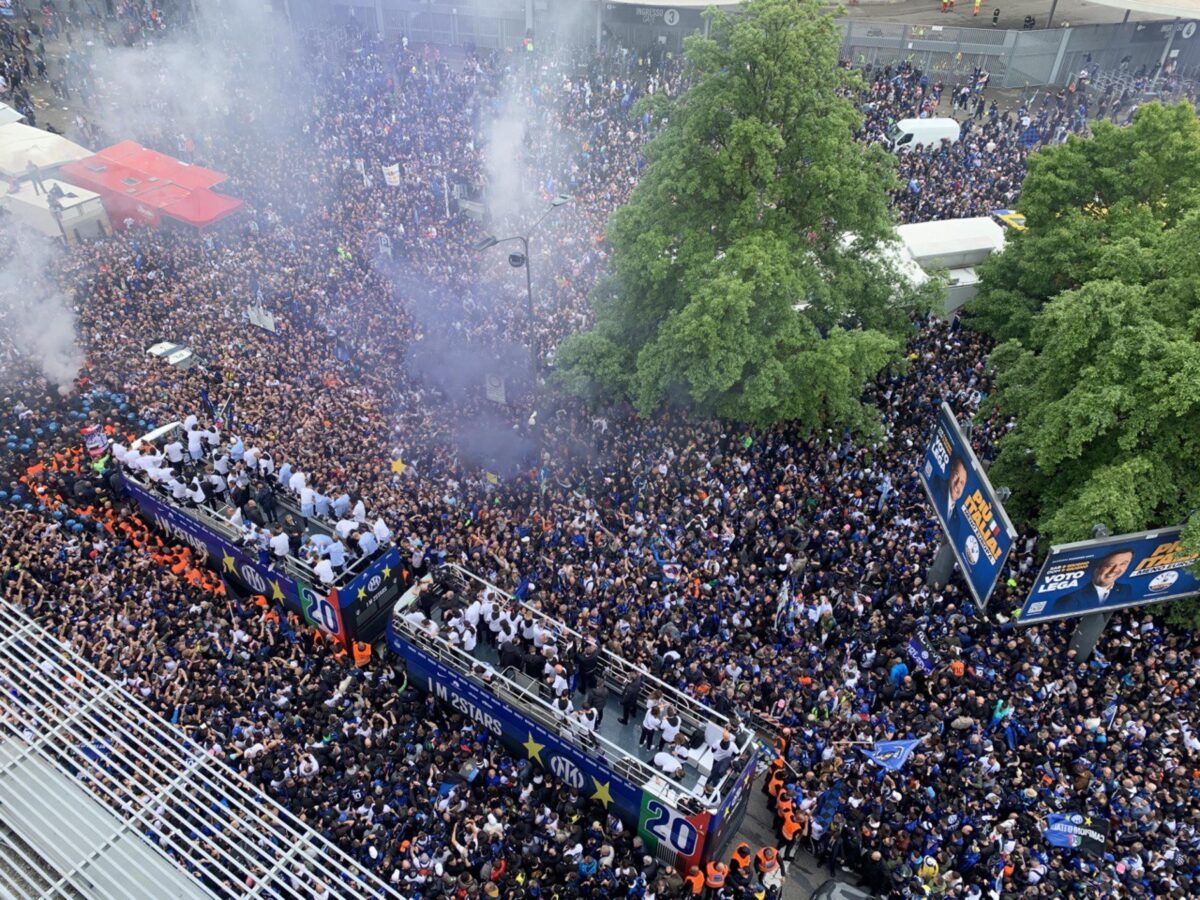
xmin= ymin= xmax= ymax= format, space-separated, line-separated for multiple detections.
xmin=919 ymin=403 xmax=1017 ymax=608
xmin=1019 ymin=527 xmax=1200 ymax=624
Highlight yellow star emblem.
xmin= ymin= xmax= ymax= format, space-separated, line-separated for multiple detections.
xmin=270 ymin=580 xmax=285 ymax=602
xmin=222 ymin=552 xmax=236 ymax=573
xmin=590 ymin=777 xmax=613 ymax=808
xmin=383 ymin=566 xmax=392 ymax=579
xmin=357 ymin=587 xmax=366 ymax=601
xmin=1083 ymin=815 xmax=1092 ymax=825
xmin=391 ymin=458 xmax=407 ymax=474
xmin=523 ymin=733 xmax=545 ymax=765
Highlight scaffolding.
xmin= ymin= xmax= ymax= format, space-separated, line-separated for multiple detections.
xmin=0 ymin=599 xmax=401 ymax=900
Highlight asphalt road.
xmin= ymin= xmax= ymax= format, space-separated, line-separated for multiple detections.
xmin=838 ymin=0 xmax=1173 ymax=30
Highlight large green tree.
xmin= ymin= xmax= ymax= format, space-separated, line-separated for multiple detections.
xmin=555 ymin=0 xmax=933 ymax=434
xmin=975 ymin=103 xmax=1200 ymax=623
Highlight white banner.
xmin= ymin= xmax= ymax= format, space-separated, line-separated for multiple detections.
xmin=484 ymin=374 xmax=506 ymax=405
xmin=247 ymin=304 xmax=277 ymax=333
xmin=382 ymin=163 xmax=401 ymax=187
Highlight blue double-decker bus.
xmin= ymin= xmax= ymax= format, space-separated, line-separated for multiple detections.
xmin=123 ymin=422 xmax=404 ymax=647
xmin=387 ymin=564 xmax=759 ymax=870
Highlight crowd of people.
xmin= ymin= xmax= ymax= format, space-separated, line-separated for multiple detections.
xmin=0 ymin=12 xmax=1196 ymax=900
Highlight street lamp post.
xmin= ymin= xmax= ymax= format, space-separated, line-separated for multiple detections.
xmin=471 ymin=194 xmax=570 ymax=376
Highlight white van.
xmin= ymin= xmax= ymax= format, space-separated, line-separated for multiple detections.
xmin=884 ymin=117 xmax=962 ymax=152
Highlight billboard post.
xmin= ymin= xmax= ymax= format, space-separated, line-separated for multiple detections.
xmin=919 ymin=403 xmax=1017 ymax=610
xmin=927 ymin=540 xmax=957 ymax=590
xmin=1067 ymin=525 xmax=1113 ymax=661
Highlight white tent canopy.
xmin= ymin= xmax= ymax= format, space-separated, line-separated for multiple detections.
xmin=0 ymin=101 xmax=24 ymax=126
xmin=0 ymin=122 xmax=91 ymax=179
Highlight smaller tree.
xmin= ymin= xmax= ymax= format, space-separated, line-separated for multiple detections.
xmin=967 ymin=102 xmax=1200 ymax=342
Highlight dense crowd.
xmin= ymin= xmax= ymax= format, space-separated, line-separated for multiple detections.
xmin=0 ymin=14 xmax=1196 ymax=900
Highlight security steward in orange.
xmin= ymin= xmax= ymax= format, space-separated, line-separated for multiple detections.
xmin=683 ymin=864 xmax=705 ymax=896
xmin=730 ymin=842 xmax=753 ymax=876
xmin=774 ymin=786 xmax=795 ymax=830
xmin=704 ymin=858 xmax=728 ymax=897
xmin=755 ymin=845 xmax=781 ymax=878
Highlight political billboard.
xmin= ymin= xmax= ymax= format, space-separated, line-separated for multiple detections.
xmin=919 ymin=403 xmax=1017 ymax=607
xmin=1018 ymin=527 xmax=1200 ymax=625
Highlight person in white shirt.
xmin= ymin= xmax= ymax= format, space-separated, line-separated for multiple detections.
xmin=186 ymin=427 xmax=205 ymax=461
xmin=258 ymin=452 xmax=275 ymax=477
xmin=289 ymin=470 xmax=307 ymax=494
xmin=163 ymin=439 xmax=185 ymax=465
xmin=328 ymin=540 xmax=347 ymax=569
xmin=372 ymin=518 xmax=392 ymax=543
xmin=658 ymin=709 xmax=682 ymax=751
xmin=653 ymin=750 xmax=683 ymax=777
xmin=640 ymin=705 xmax=663 ymax=750
xmin=299 ymin=486 xmax=316 ymax=517
xmin=243 ymin=447 xmax=261 ymax=471
xmin=335 ymin=519 xmax=357 ymax=540
xmin=352 ymin=499 xmax=367 ymax=523
xmin=459 ymin=625 xmax=477 ymax=653
xmin=169 ymin=478 xmax=190 ymax=501
xmin=314 ymin=558 xmax=335 ymax=584
xmin=269 ymin=530 xmax=291 ymax=559
xmin=188 ymin=482 xmax=205 ymax=505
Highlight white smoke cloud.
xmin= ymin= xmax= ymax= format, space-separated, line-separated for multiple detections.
xmin=75 ymin=0 xmax=301 ymax=158
xmin=482 ymin=92 xmax=530 ymax=227
xmin=0 ymin=221 xmax=83 ymax=393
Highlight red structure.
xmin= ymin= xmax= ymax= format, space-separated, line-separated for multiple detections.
xmin=59 ymin=141 xmax=244 ymax=230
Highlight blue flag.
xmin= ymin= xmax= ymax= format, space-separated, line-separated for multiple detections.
xmin=862 ymin=738 xmax=922 ymax=771
xmin=200 ymin=387 xmax=215 ymax=419
xmin=906 ymin=631 xmax=938 ymax=674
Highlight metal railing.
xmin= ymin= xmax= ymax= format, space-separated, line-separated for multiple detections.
xmin=434 ymin=564 xmax=756 ymax=754
xmin=0 ymin=599 xmax=401 ymax=900
xmin=392 ymin=609 xmax=718 ymax=813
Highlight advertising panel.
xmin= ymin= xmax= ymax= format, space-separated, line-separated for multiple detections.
xmin=919 ymin=402 xmax=1017 ymax=607
xmin=1019 ymin=527 xmax=1200 ymax=624
xmin=123 ymin=476 xmax=346 ymax=641
xmin=392 ymin=631 xmax=709 ymax=869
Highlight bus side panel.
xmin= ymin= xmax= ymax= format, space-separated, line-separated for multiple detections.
xmin=123 ymin=476 xmax=319 ymax=626
xmin=702 ymin=750 xmax=759 ymax=862
xmin=638 ymin=792 xmax=710 ymax=871
xmin=392 ymin=635 xmax=650 ymax=828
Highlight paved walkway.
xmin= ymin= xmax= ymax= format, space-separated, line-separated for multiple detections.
xmin=837 ymin=0 xmax=1174 ymax=29
xmin=734 ymin=777 xmax=861 ymax=900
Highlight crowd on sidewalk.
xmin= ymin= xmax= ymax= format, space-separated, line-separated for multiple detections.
xmin=0 ymin=18 xmax=1195 ymax=900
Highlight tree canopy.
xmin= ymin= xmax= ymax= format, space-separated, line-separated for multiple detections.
xmin=973 ymin=102 xmax=1200 ymax=622
xmin=554 ymin=0 xmax=933 ymax=435
xmin=965 ymin=101 xmax=1200 ymax=342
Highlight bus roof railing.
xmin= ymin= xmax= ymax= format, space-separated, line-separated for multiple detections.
xmin=390 ymin=611 xmax=720 ymax=812
xmin=433 ymin=564 xmax=755 ymax=751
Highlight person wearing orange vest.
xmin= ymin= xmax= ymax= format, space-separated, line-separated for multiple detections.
xmin=683 ymin=865 xmax=705 ymax=896
xmin=780 ymin=809 xmax=805 ymax=864
xmin=352 ymin=640 xmax=371 ymax=667
xmin=755 ymin=846 xmax=780 ymax=876
xmin=730 ymin=841 xmax=753 ymax=875
xmin=775 ymin=788 xmax=795 ymax=829
xmin=766 ymin=766 xmax=785 ymax=802
xmin=704 ymin=859 xmax=728 ymax=897
xmin=762 ymin=756 xmax=784 ymax=795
